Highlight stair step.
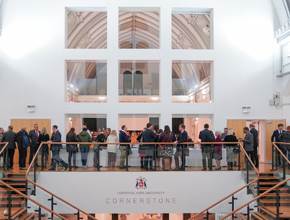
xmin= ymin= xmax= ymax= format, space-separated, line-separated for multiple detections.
xmin=263 ymin=193 xmax=290 ymax=197
xmin=259 ymin=182 xmax=282 ymax=185
xmin=2 ymin=177 xmax=26 ymax=181
xmin=259 ymin=187 xmax=288 ymax=192
xmin=0 ymin=182 xmax=26 ymax=186
xmin=19 ymin=212 xmax=36 ymax=220
xmin=0 ymin=194 xmax=24 ymax=198
xmin=0 ymin=200 xmax=25 ymax=205
xmin=258 ymin=176 xmax=280 ymax=180
xmin=251 ymin=211 xmax=272 ymax=220
xmin=0 ymin=207 xmax=27 ymax=219
xmin=260 ymin=199 xmax=290 ymax=204
xmin=259 ymin=206 xmax=290 ymax=218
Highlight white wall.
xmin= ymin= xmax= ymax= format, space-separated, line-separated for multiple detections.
xmin=0 ymin=0 xmax=286 ymax=138
xmin=33 ymin=171 xmax=250 ymax=214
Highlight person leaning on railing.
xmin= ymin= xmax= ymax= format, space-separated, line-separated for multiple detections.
xmin=47 ymin=125 xmax=68 ymax=171
xmin=66 ymin=127 xmax=78 ymax=168
xmin=213 ymin=131 xmax=222 ymax=170
xmin=158 ymin=125 xmax=174 ymax=171
xmin=78 ymin=128 xmax=92 ymax=169
xmin=39 ymin=127 xmax=50 ymax=169
xmin=278 ymin=125 xmax=290 ymax=169
xmin=224 ymin=129 xmax=238 ymax=170
xmin=119 ymin=125 xmax=131 ymax=169
xmin=106 ymin=130 xmax=119 ymax=168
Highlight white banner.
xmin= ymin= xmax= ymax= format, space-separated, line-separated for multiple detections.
xmin=35 ymin=171 xmax=246 ymax=214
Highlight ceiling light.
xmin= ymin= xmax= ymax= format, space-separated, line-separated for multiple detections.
xmin=195 ymin=85 xmax=198 ymax=88
xmin=151 ymin=97 xmax=159 ymax=100
xmin=202 ymin=89 xmax=207 ymax=94
xmin=202 ymin=95 xmax=205 ymax=99
xmin=70 ymin=84 xmax=74 ymax=88
xmin=98 ymin=97 xmax=106 ymax=100
xmin=196 ymin=117 xmax=198 ymax=120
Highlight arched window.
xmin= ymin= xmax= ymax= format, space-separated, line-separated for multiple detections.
xmin=123 ymin=71 xmax=132 ymax=95
xmin=133 ymin=71 xmax=143 ymax=95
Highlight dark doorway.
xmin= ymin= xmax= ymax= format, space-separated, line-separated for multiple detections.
xmin=172 ymin=118 xmax=184 ymax=134
xmin=83 ymin=118 xmax=107 ymax=132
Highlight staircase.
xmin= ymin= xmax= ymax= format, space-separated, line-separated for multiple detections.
xmin=250 ymin=171 xmax=290 ymax=220
xmin=0 ymin=172 xmax=37 ymax=219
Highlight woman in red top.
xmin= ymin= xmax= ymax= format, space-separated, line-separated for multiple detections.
xmin=214 ymin=131 xmax=222 ymax=170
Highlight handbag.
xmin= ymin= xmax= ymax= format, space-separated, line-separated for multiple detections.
xmin=233 ymin=145 xmax=240 ymax=154
xmin=159 ymin=134 xmax=172 ymax=151
xmin=93 ymin=144 xmax=100 ymax=152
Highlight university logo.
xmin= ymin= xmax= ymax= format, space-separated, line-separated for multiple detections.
xmin=135 ymin=176 xmax=147 ymax=189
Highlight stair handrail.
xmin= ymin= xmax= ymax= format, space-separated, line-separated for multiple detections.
xmin=0 ymin=142 xmax=8 ymax=155
xmin=26 ymin=142 xmax=98 ymax=220
xmin=189 ymin=179 xmax=259 ymax=220
xmin=218 ymin=178 xmax=290 ymax=220
xmin=0 ymin=180 xmax=68 ymax=220
xmin=273 ymin=142 xmax=290 ymax=165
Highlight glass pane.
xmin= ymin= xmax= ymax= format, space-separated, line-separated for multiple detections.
xmin=119 ymin=10 xmax=160 ymax=49
xmin=67 ymin=11 xmax=107 ymax=49
xmin=119 ymin=60 xmax=160 ymax=102
xmin=172 ymin=61 xmax=212 ymax=103
xmin=172 ymin=13 xmax=211 ymax=49
xmin=66 ymin=61 xmax=107 ymax=103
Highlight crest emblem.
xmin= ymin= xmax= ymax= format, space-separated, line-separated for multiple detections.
xmin=135 ymin=176 xmax=147 ymax=189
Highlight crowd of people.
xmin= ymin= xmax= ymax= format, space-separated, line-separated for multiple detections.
xmin=0 ymin=122 xmax=289 ymax=172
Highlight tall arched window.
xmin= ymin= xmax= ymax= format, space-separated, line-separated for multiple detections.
xmin=133 ymin=71 xmax=143 ymax=95
xmin=123 ymin=71 xmax=132 ymax=95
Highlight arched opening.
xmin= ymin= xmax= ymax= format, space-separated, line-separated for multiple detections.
xmin=123 ymin=71 xmax=132 ymax=95
xmin=133 ymin=71 xmax=143 ymax=95
xmin=136 ymin=41 xmax=149 ymax=49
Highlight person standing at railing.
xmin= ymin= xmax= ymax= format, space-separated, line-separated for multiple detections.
xmin=159 ymin=125 xmax=174 ymax=171
xmin=28 ymin=124 xmax=41 ymax=167
xmin=39 ymin=127 xmax=50 ymax=169
xmin=278 ymin=125 xmax=290 ymax=169
xmin=271 ymin=124 xmax=285 ymax=167
xmin=48 ymin=125 xmax=68 ymax=171
xmin=16 ymin=126 xmax=29 ymax=170
xmin=142 ymin=123 xmax=158 ymax=171
xmin=66 ymin=127 xmax=78 ymax=169
xmin=240 ymin=127 xmax=254 ymax=170
xmin=107 ymin=130 xmax=119 ymax=168
xmin=137 ymin=128 xmax=146 ymax=169
xmin=213 ymin=131 xmax=222 ymax=170
xmin=174 ymin=124 xmax=188 ymax=171
xmin=93 ymin=131 xmax=106 ymax=168
xmin=249 ymin=124 xmax=259 ymax=169
xmin=119 ymin=125 xmax=131 ymax=169
xmin=224 ymin=129 xmax=238 ymax=170
xmin=2 ymin=125 xmax=17 ymax=169
xmin=78 ymin=128 xmax=92 ymax=169
xmin=199 ymin=124 xmax=214 ymax=171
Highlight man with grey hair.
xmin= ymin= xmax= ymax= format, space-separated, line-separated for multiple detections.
xmin=240 ymin=127 xmax=254 ymax=170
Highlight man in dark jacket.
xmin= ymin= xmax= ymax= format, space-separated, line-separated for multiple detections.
xmin=279 ymin=125 xmax=290 ymax=169
xmin=16 ymin=126 xmax=28 ymax=170
xmin=2 ymin=125 xmax=17 ymax=169
xmin=48 ymin=125 xmax=68 ymax=171
xmin=119 ymin=125 xmax=131 ymax=169
xmin=174 ymin=124 xmax=188 ymax=171
xmin=28 ymin=124 xmax=41 ymax=166
xmin=142 ymin=123 xmax=157 ymax=171
xmin=271 ymin=124 xmax=285 ymax=167
xmin=199 ymin=124 xmax=213 ymax=171
xmin=137 ymin=128 xmax=147 ymax=168
xmin=249 ymin=124 xmax=259 ymax=168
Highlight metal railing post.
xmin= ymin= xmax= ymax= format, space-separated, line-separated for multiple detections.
xmin=8 ymin=189 xmax=11 ymax=220
xmin=238 ymin=150 xmax=241 ymax=171
xmin=5 ymin=148 xmax=9 ymax=171
xmin=41 ymin=147 xmax=44 ymax=171
xmin=97 ymin=147 xmax=100 ymax=171
xmin=75 ymin=210 xmax=83 ymax=220
xmin=33 ymin=159 xmax=36 ymax=194
xmin=48 ymin=195 xmax=57 ymax=220
xmin=276 ymin=187 xmax=280 ymax=220
xmin=271 ymin=144 xmax=275 ymax=171
xmin=125 ymin=145 xmax=129 ymax=171
xmin=246 ymin=157 xmax=249 ymax=190
xmin=69 ymin=146 xmax=72 ymax=171
xmin=154 ymin=145 xmax=157 ymax=171
xmin=283 ymin=156 xmax=286 ymax=181
xmin=228 ymin=195 xmax=237 ymax=220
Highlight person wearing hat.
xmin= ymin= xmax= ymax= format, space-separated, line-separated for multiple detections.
xmin=249 ymin=124 xmax=259 ymax=168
